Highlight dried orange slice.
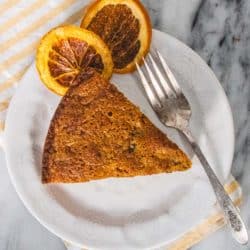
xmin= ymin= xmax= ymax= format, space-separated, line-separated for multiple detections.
xmin=36 ymin=25 xmax=113 ymax=95
xmin=81 ymin=0 xmax=152 ymax=73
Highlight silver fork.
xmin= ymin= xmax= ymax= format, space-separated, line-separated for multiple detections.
xmin=136 ymin=51 xmax=248 ymax=245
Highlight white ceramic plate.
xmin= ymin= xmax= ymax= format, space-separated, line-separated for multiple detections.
xmin=3 ymin=30 xmax=234 ymax=249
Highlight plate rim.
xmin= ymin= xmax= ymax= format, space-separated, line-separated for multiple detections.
xmin=3 ymin=28 xmax=235 ymax=249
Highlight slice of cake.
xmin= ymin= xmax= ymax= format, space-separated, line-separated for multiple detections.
xmin=42 ymin=72 xmax=191 ymax=183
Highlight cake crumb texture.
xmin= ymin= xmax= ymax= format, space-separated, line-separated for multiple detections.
xmin=42 ymin=73 xmax=191 ymax=183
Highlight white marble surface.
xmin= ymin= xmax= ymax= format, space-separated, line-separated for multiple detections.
xmin=0 ymin=0 xmax=249 ymax=249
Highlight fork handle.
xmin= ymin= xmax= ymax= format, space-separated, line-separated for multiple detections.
xmin=182 ymin=128 xmax=248 ymax=245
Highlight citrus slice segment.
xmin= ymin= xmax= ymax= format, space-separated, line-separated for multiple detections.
xmin=81 ymin=0 xmax=152 ymax=73
xmin=36 ymin=25 xmax=113 ymax=95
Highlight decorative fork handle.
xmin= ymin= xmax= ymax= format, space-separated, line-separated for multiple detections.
xmin=182 ymin=128 xmax=248 ymax=245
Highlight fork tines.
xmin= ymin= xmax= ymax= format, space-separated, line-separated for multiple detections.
xmin=136 ymin=50 xmax=182 ymax=108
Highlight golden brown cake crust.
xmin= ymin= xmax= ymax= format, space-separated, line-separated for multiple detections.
xmin=42 ymin=73 xmax=191 ymax=183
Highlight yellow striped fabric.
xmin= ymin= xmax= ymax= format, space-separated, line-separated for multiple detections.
xmin=0 ymin=0 xmax=19 ymax=15
xmin=0 ymin=0 xmax=87 ymax=129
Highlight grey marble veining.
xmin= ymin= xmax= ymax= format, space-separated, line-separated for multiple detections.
xmin=190 ymin=0 xmax=250 ymax=181
xmin=0 ymin=1 xmax=249 ymax=250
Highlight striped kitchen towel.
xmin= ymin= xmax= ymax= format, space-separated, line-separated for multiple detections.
xmin=0 ymin=1 xmax=243 ymax=249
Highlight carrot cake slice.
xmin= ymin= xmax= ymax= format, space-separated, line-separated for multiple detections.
xmin=42 ymin=72 xmax=191 ymax=183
